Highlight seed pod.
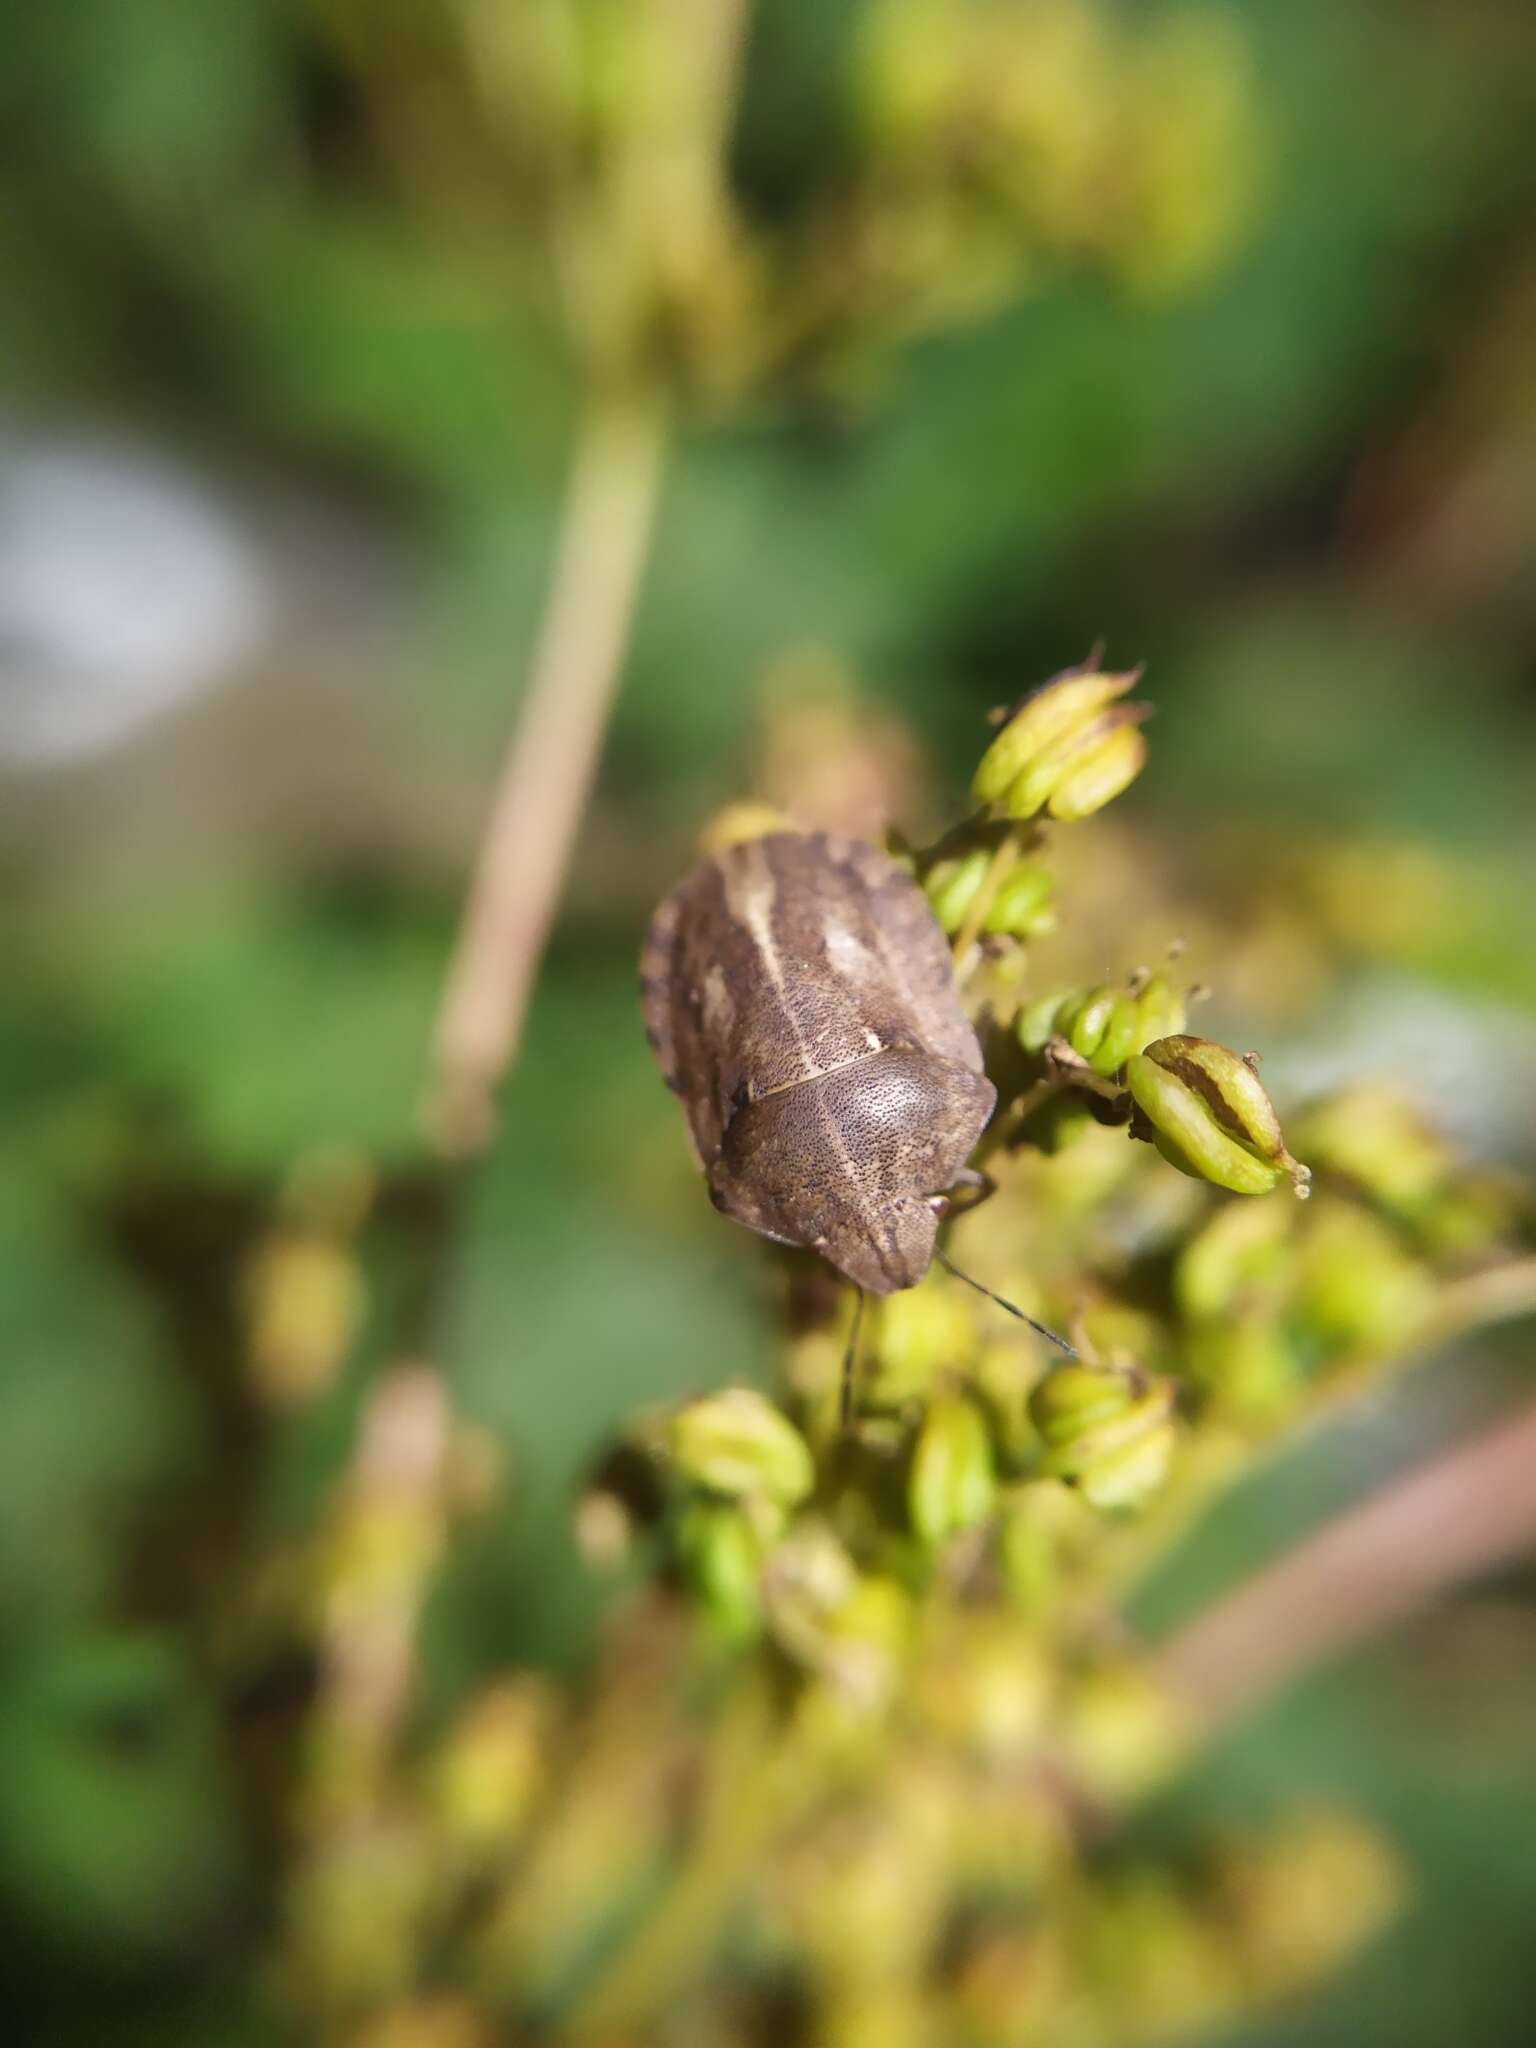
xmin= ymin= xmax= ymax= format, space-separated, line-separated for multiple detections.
xmin=1127 ymin=1036 xmax=1309 ymax=1196
xmin=666 ymin=1389 xmax=815 ymax=1506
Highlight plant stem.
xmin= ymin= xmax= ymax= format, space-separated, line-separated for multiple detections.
xmin=1148 ymin=1254 xmax=1536 ymax=1726
xmin=952 ymin=830 xmax=1019 ymax=973
xmin=1155 ymin=1390 xmax=1536 ymax=1731
xmin=427 ymin=387 xmax=669 ymax=1156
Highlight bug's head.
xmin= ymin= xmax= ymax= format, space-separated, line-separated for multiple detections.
xmin=816 ymin=1191 xmax=943 ymax=1295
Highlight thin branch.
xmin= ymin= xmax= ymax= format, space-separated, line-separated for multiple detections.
xmin=1156 ymin=1368 xmax=1536 ymax=1732
xmin=427 ymin=389 xmax=669 ymax=1156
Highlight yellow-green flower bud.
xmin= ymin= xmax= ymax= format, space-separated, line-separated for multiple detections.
xmin=871 ymin=1274 xmax=974 ymax=1406
xmin=666 ymin=1389 xmax=815 ymax=1505
xmin=982 ymin=861 xmax=1056 ymax=937
xmin=1175 ymin=1195 xmax=1295 ymax=1323
xmin=1127 ymin=1036 xmax=1309 ymax=1196
xmin=909 ymin=1392 xmax=997 ymax=1546
xmin=1295 ymin=1202 xmax=1435 ymax=1351
xmin=1019 ymin=989 xmax=1072 ymax=1053
xmin=1060 ymin=1659 xmax=1189 ymax=1806
xmin=922 ymin=847 xmax=993 ymax=935
xmin=1057 ymin=985 xmax=1118 ymax=1065
xmin=677 ymin=1502 xmax=763 ymax=1642
xmin=1030 ymin=1365 xmax=1176 ymax=1512
xmin=994 ymin=705 xmax=1151 ymax=823
xmin=1134 ymin=972 xmax=1187 ymax=1044
xmin=1288 ymin=1087 xmax=1449 ymax=1215
xmin=973 ymin=661 xmax=1141 ymax=804
xmin=996 ymin=1478 xmax=1094 ymax=1615
xmin=1047 ymin=721 xmax=1150 ymax=820
xmin=1089 ymin=992 xmax=1144 ymax=1076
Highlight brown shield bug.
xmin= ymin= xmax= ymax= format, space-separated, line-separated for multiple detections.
xmin=641 ymin=828 xmax=1009 ymax=1295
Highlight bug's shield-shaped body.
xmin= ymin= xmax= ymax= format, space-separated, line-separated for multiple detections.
xmin=641 ymin=830 xmax=996 ymax=1293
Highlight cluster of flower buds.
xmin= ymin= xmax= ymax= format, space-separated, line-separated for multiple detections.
xmin=1126 ymin=1035 xmax=1311 ymax=1197
xmin=1020 ymin=970 xmax=1186 ymax=1076
xmin=923 ymin=846 xmax=1057 ymax=939
xmin=974 ymin=657 xmax=1151 ymax=822
xmin=1029 ymin=1360 xmax=1178 ymax=1512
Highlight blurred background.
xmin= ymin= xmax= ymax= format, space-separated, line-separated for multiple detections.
xmin=2 ymin=1 xmax=1534 ymax=2042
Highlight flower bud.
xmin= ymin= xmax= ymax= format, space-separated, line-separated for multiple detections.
xmin=1127 ymin=1036 xmax=1309 ymax=1196
xmin=1029 ymin=1365 xmax=1176 ymax=1512
xmin=997 ymin=1479 xmax=1095 ymax=1614
xmin=666 ymin=1389 xmax=815 ymax=1506
xmin=981 ymin=860 xmax=1057 ymax=937
xmin=871 ymin=1275 xmax=975 ymax=1406
xmin=922 ymin=847 xmax=993 ymax=934
xmin=1174 ymin=1195 xmax=1296 ymax=1322
xmin=1294 ymin=1202 xmax=1434 ymax=1352
xmin=1046 ymin=720 xmax=1150 ymax=820
xmin=677 ymin=1502 xmax=763 ymax=1642
xmin=1057 ymin=985 xmax=1118 ymax=1065
xmin=973 ymin=660 xmax=1143 ymax=804
xmin=908 ymin=1392 xmax=997 ymax=1546
xmin=1019 ymin=988 xmax=1072 ymax=1053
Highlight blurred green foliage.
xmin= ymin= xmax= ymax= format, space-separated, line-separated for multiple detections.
xmin=1 ymin=0 xmax=1534 ymax=2041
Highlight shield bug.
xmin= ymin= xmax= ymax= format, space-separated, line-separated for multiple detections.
xmin=640 ymin=828 xmax=1005 ymax=1294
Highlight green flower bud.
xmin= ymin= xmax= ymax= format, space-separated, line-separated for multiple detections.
xmin=922 ymin=847 xmax=993 ymax=934
xmin=1019 ymin=989 xmax=1072 ymax=1053
xmin=909 ymin=1392 xmax=997 ymax=1546
xmin=1127 ymin=1036 xmax=1309 ymax=1196
xmin=677 ymin=1502 xmax=763 ymax=1642
xmin=1175 ymin=1195 xmax=1296 ymax=1322
xmin=973 ymin=660 xmax=1142 ymax=804
xmin=1186 ymin=1313 xmax=1301 ymax=1423
xmin=981 ymin=861 xmax=1056 ymax=937
xmin=1046 ymin=720 xmax=1150 ymax=820
xmin=1295 ymin=1202 xmax=1435 ymax=1352
xmin=1089 ymin=992 xmax=1145 ymax=1076
xmin=666 ymin=1389 xmax=815 ymax=1505
xmin=1288 ymin=1087 xmax=1449 ymax=1216
xmin=871 ymin=1275 xmax=975 ymax=1406
xmin=1134 ymin=972 xmax=1187 ymax=1044
xmin=1030 ymin=1365 xmax=1176 ymax=1512
xmin=1060 ymin=1659 xmax=1189 ymax=1806
xmin=997 ymin=1478 xmax=1094 ymax=1615
xmin=1058 ymin=985 xmax=1118 ymax=1064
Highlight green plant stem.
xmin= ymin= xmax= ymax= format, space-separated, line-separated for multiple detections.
xmin=952 ymin=829 xmax=1019 ymax=972
xmin=428 ymin=387 xmax=669 ymax=1155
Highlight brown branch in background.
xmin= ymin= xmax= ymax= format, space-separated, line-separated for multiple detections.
xmin=426 ymin=391 xmax=668 ymax=1157
xmin=1156 ymin=1383 xmax=1536 ymax=1733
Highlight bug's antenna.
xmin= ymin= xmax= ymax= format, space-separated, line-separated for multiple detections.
xmin=840 ymin=1286 xmax=866 ymax=1429
xmin=935 ymin=1249 xmax=1076 ymax=1357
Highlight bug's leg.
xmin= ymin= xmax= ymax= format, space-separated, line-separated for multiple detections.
xmin=840 ymin=1286 xmax=866 ymax=1429
xmin=934 ymin=1165 xmax=997 ymax=1218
